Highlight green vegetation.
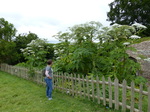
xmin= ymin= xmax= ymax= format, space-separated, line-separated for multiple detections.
xmin=1 ymin=17 xmax=149 ymax=83
xmin=0 ymin=71 xmax=120 ymax=112
xmin=130 ymin=37 xmax=150 ymax=44
xmin=1 ymin=2 xmax=150 ymax=111
xmin=107 ymin=0 xmax=150 ymax=36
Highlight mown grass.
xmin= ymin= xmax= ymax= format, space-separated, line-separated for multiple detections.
xmin=0 ymin=71 xmax=120 ymax=112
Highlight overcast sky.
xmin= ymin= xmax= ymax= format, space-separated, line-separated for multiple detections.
xmin=0 ymin=0 xmax=114 ymax=43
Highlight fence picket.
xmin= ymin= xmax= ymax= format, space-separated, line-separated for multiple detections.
xmin=102 ymin=76 xmax=106 ymax=106
xmin=56 ymin=72 xmax=59 ymax=89
xmin=148 ymin=86 xmax=150 ymax=112
xmin=114 ymin=78 xmax=119 ymax=110
xmin=139 ymin=84 xmax=143 ymax=111
xmin=64 ymin=73 xmax=67 ymax=92
xmin=69 ymin=73 xmax=72 ymax=95
xmin=122 ymin=79 xmax=127 ymax=112
xmin=71 ymin=74 xmax=74 ymax=96
xmin=96 ymin=76 xmax=100 ymax=104
xmin=60 ymin=74 xmax=64 ymax=93
xmin=77 ymin=74 xmax=81 ymax=97
xmin=74 ymin=74 xmax=77 ymax=96
xmin=82 ymin=75 xmax=86 ymax=98
xmin=130 ymin=81 xmax=135 ymax=112
xmin=91 ymin=77 xmax=95 ymax=102
xmin=108 ymin=77 xmax=112 ymax=108
xmin=86 ymin=76 xmax=90 ymax=100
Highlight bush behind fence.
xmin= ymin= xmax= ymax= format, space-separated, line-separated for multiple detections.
xmin=0 ymin=63 xmax=150 ymax=112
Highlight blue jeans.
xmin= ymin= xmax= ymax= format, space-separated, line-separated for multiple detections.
xmin=44 ymin=78 xmax=53 ymax=98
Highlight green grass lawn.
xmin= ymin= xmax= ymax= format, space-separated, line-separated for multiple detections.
xmin=0 ymin=71 xmax=120 ymax=112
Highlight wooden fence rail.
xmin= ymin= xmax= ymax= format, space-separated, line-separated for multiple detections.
xmin=0 ymin=63 xmax=150 ymax=112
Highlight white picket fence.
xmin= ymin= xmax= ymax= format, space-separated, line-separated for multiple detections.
xmin=0 ymin=63 xmax=150 ymax=112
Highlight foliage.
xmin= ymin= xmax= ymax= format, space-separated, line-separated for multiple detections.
xmin=0 ymin=39 xmax=19 ymax=64
xmin=1 ymin=17 xmax=146 ymax=83
xmin=20 ymin=38 xmax=54 ymax=69
xmin=28 ymin=67 xmax=36 ymax=78
xmin=14 ymin=32 xmax=39 ymax=50
xmin=129 ymin=37 xmax=150 ymax=44
xmin=53 ymin=21 xmax=102 ymax=75
xmin=53 ymin=21 xmax=146 ymax=82
xmin=107 ymin=0 xmax=150 ymax=36
xmin=96 ymin=41 xmax=140 ymax=82
xmin=134 ymin=76 xmax=148 ymax=87
xmin=0 ymin=18 xmax=18 ymax=64
xmin=0 ymin=18 xmax=17 ymax=41
xmin=14 ymin=32 xmax=39 ymax=63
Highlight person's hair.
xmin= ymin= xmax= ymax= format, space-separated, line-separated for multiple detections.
xmin=47 ymin=59 xmax=53 ymax=65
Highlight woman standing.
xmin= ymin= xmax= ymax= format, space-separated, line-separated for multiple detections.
xmin=44 ymin=59 xmax=53 ymax=100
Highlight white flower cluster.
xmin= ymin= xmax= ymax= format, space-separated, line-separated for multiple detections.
xmin=54 ymin=49 xmax=64 ymax=55
xmin=136 ymin=57 xmax=141 ymax=60
xmin=129 ymin=35 xmax=141 ymax=39
xmin=144 ymin=58 xmax=150 ymax=62
xmin=132 ymin=23 xmax=147 ymax=30
xmin=123 ymin=42 xmax=130 ymax=45
xmin=107 ymin=24 xmax=121 ymax=32
xmin=111 ymin=23 xmax=122 ymax=28
xmin=20 ymin=48 xmax=24 ymax=52
xmin=27 ymin=40 xmax=36 ymax=46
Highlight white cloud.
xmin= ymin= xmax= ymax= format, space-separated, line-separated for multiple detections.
xmin=0 ymin=0 xmax=114 ymax=43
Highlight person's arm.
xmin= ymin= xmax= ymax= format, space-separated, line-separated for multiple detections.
xmin=45 ymin=70 xmax=52 ymax=79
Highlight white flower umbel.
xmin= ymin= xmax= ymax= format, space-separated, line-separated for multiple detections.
xmin=111 ymin=23 xmax=122 ymax=28
xmin=20 ymin=49 xmax=24 ymax=52
xmin=108 ymin=23 xmax=121 ymax=31
xmin=56 ymin=57 xmax=60 ymax=60
xmin=131 ymin=23 xmax=147 ymax=30
xmin=144 ymin=58 xmax=150 ymax=62
xmin=129 ymin=35 xmax=141 ymax=39
xmin=136 ymin=57 xmax=141 ymax=60
xmin=123 ymin=42 xmax=130 ymax=45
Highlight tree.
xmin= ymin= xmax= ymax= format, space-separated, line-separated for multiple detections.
xmin=20 ymin=39 xmax=54 ymax=69
xmin=107 ymin=0 xmax=150 ymax=36
xmin=53 ymin=21 xmax=143 ymax=83
xmin=0 ymin=40 xmax=19 ymax=64
xmin=0 ymin=18 xmax=17 ymax=41
xmin=15 ymin=32 xmax=39 ymax=50
xmin=14 ymin=32 xmax=39 ymax=63
xmin=53 ymin=21 xmax=103 ymax=75
xmin=0 ymin=18 xmax=18 ymax=64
